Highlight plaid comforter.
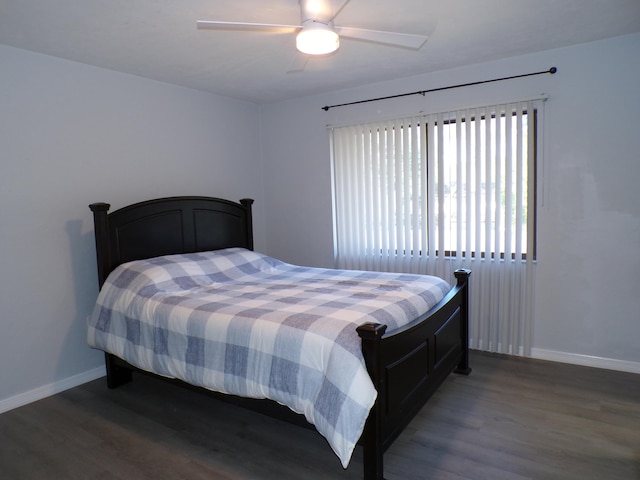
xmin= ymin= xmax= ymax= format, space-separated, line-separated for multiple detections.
xmin=88 ymin=248 xmax=450 ymax=467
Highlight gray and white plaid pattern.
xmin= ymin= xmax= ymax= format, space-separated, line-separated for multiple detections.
xmin=88 ymin=248 xmax=450 ymax=467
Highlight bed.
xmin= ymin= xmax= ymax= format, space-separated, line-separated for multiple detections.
xmin=88 ymin=196 xmax=471 ymax=480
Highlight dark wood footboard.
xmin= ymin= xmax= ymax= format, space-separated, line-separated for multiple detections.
xmin=357 ymin=269 xmax=471 ymax=480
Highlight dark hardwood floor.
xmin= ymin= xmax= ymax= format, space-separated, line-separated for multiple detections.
xmin=1 ymin=351 xmax=638 ymax=479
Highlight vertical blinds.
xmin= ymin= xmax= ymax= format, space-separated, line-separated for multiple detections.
xmin=331 ymin=99 xmax=543 ymax=355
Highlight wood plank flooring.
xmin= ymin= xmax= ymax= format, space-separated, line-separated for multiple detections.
xmin=1 ymin=351 xmax=638 ymax=479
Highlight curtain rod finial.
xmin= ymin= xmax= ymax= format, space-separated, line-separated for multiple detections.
xmin=549 ymin=67 xmax=557 ymax=74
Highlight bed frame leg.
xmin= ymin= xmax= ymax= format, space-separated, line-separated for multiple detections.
xmin=105 ymin=353 xmax=132 ymax=389
xmin=362 ymin=434 xmax=385 ymax=479
xmin=455 ymin=359 xmax=472 ymax=375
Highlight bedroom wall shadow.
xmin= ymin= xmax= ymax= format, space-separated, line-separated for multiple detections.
xmin=63 ymin=219 xmax=105 ymax=377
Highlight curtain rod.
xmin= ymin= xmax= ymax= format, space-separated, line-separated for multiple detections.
xmin=321 ymin=67 xmax=557 ymax=111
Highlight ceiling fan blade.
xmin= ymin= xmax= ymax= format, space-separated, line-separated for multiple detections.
xmin=196 ymin=20 xmax=300 ymax=34
xmin=300 ymin=0 xmax=351 ymax=22
xmin=286 ymin=52 xmax=310 ymax=74
xmin=328 ymin=0 xmax=351 ymax=21
xmin=334 ymin=26 xmax=428 ymax=49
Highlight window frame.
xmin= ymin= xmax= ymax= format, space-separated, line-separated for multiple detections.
xmin=424 ymin=108 xmax=538 ymax=261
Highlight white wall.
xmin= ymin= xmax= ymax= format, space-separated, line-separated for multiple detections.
xmin=260 ymin=33 xmax=640 ymax=371
xmin=0 ymin=45 xmax=265 ymax=411
xmin=2 ymin=32 xmax=638 ymax=413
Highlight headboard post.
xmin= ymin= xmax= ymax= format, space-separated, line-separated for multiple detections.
xmin=89 ymin=202 xmax=112 ymax=288
xmin=240 ymin=198 xmax=254 ymax=251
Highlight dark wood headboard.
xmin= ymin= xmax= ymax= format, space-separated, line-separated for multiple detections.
xmin=89 ymin=196 xmax=254 ymax=288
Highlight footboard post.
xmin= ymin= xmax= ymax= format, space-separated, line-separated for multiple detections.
xmin=454 ymin=269 xmax=472 ymax=375
xmin=357 ymin=322 xmax=388 ymax=480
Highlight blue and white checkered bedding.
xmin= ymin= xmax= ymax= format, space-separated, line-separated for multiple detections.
xmin=88 ymin=248 xmax=450 ymax=467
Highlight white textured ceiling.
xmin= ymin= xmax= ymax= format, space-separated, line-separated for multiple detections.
xmin=1 ymin=0 xmax=640 ymax=104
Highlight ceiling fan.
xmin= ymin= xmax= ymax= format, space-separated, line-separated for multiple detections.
xmin=196 ymin=0 xmax=428 ymax=59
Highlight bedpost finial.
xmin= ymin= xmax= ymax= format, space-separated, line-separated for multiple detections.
xmin=356 ymin=322 xmax=387 ymax=339
xmin=89 ymin=202 xmax=111 ymax=212
xmin=454 ymin=269 xmax=471 ymax=282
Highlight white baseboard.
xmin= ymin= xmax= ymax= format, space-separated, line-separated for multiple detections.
xmin=0 ymin=367 xmax=105 ymax=415
xmin=2 ymin=351 xmax=637 ymax=416
xmin=531 ymin=348 xmax=640 ymax=375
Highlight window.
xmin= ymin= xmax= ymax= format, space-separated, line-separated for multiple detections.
xmin=331 ymin=101 xmax=538 ymax=270
xmin=430 ymin=109 xmax=536 ymax=260
xmin=331 ymin=99 xmax=544 ymax=355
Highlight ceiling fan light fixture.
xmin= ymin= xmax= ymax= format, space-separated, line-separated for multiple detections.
xmin=296 ymin=22 xmax=339 ymax=55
